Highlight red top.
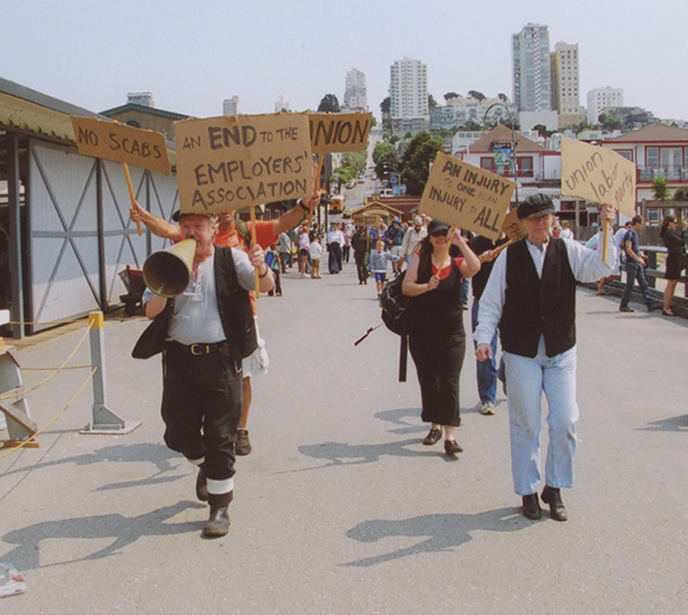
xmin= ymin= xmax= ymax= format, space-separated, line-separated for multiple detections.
xmin=432 ymin=257 xmax=464 ymax=280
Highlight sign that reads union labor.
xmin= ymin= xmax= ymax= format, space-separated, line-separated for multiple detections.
xmin=309 ymin=112 xmax=373 ymax=154
xmin=71 ymin=116 xmax=171 ymax=175
xmin=175 ymin=113 xmax=313 ymax=214
xmin=420 ymin=152 xmax=516 ymax=241
xmin=561 ymin=137 xmax=636 ymax=217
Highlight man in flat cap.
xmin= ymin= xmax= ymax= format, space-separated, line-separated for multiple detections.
xmin=474 ymin=194 xmax=617 ymax=521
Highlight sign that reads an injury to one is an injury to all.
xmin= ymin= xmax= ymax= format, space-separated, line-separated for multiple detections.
xmin=420 ymin=152 xmax=516 ymax=241
xmin=71 ymin=116 xmax=171 ymax=175
xmin=175 ymin=113 xmax=313 ymax=214
xmin=561 ymin=137 xmax=636 ymax=217
xmin=309 ymin=112 xmax=373 ymax=154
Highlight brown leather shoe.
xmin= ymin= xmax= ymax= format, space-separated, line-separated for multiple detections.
xmin=541 ymin=486 xmax=568 ymax=521
xmin=236 ymin=429 xmax=252 ymax=456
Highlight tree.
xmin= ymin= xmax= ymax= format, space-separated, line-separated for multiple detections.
xmin=380 ymin=96 xmax=391 ymax=114
xmin=598 ymin=112 xmax=622 ymax=132
xmin=532 ymin=124 xmax=553 ymax=137
xmin=673 ymin=187 xmax=688 ymax=201
xmin=652 ymin=174 xmax=670 ymax=201
xmin=428 ymin=94 xmax=438 ymax=109
xmin=372 ymin=141 xmax=400 ymax=180
xmin=318 ymin=94 xmax=340 ymax=113
xmin=341 ymin=151 xmax=366 ymax=175
xmin=497 ymin=92 xmax=508 ymax=103
xmin=468 ymin=90 xmax=486 ymax=102
xmin=444 ymin=92 xmax=460 ymax=101
xmin=400 ymin=131 xmax=444 ymax=196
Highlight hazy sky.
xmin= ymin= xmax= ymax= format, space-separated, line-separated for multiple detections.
xmin=3 ymin=0 xmax=687 ymax=122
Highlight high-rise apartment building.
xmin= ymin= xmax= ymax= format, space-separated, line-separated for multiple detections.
xmin=127 ymin=92 xmax=154 ymax=107
xmin=512 ymin=24 xmax=551 ymax=112
xmin=275 ymin=95 xmax=290 ymax=112
xmin=343 ymin=68 xmax=367 ymax=111
xmin=587 ymin=87 xmax=624 ymax=124
xmin=550 ymin=42 xmax=579 ymax=115
xmin=223 ymin=96 xmax=240 ymax=116
xmin=389 ymin=57 xmax=428 ymax=121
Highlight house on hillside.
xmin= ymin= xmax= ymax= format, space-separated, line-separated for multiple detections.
xmin=603 ymin=124 xmax=688 ymax=222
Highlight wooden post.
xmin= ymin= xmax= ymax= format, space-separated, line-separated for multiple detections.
xmin=122 ymin=163 xmax=142 ymax=236
xmin=250 ymin=207 xmax=260 ymax=298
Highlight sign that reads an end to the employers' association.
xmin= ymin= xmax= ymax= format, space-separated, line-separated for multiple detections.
xmin=175 ymin=113 xmax=313 ymax=214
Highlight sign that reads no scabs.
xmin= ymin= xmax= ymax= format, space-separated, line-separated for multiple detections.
xmin=71 ymin=116 xmax=171 ymax=175
xmin=420 ymin=152 xmax=516 ymax=241
xmin=175 ymin=113 xmax=313 ymax=214
xmin=561 ymin=137 xmax=636 ymax=217
xmin=309 ymin=112 xmax=373 ymax=154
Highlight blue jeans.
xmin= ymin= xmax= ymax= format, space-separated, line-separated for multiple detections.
xmin=620 ymin=261 xmax=653 ymax=307
xmin=471 ymin=301 xmax=498 ymax=404
xmin=503 ymin=337 xmax=578 ymax=496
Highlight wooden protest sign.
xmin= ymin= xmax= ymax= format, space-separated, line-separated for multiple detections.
xmin=561 ymin=137 xmax=636 ymax=217
xmin=501 ymin=209 xmax=527 ymax=241
xmin=70 ymin=116 xmax=171 ymax=175
xmin=420 ymin=152 xmax=516 ymax=241
xmin=175 ymin=113 xmax=313 ymax=214
xmin=309 ymin=112 xmax=373 ymax=154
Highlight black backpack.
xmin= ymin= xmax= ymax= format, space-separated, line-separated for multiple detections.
xmin=379 ymin=270 xmax=411 ymax=335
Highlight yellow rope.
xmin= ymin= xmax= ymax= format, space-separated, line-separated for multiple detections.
xmin=21 ymin=365 xmax=91 ymax=371
xmin=8 ymin=318 xmax=87 ymax=326
xmin=0 ymin=321 xmax=94 ymax=402
xmin=0 ymin=367 xmax=97 ymax=461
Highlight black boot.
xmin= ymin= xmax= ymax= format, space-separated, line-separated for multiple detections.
xmin=204 ymin=492 xmax=233 ymax=538
xmin=522 ymin=493 xmax=542 ymax=520
xmin=541 ymin=486 xmax=568 ymax=521
xmin=195 ymin=463 xmax=208 ymax=502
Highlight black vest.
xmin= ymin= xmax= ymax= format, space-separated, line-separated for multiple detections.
xmin=213 ymin=247 xmax=257 ymax=361
xmin=499 ymin=238 xmax=576 ymax=358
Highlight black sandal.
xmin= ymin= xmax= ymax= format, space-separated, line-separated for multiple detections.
xmin=422 ymin=428 xmax=442 ymax=445
xmin=444 ymin=439 xmax=463 ymax=455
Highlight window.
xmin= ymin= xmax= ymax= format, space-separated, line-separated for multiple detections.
xmin=646 ymin=147 xmax=659 ymax=168
xmin=517 ymin=157 xmax=534 ymax=177
xmin=617 ymin=150 xmax=633 ymax=162
xmin=661 ymin=148 xmax=682 ymax=169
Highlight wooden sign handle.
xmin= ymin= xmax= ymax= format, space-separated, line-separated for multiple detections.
xmin=308 ymin=156 xmax=324 ymax=228
xmin=250 ymin=206 xmax=260 ymax=298
xmin=122 ymin=163 xmax=142 ymax=236
xmin=602 ymin=219 xmax=610 ymax=261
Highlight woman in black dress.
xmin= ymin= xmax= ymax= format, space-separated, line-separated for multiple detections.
xmin=402 ymin=220 xmax=480 ymax=455
xmin=660 ymin=215 xmax=686 ymax=316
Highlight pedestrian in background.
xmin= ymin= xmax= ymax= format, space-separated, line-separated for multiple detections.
xmin=660 ymin=215 xmax=686 ymax=316
xmin=619 ymin=216 xmax=661 ymax=313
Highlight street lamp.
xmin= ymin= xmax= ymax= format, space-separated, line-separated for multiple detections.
xmin=382 ymin=162 xmax=399 ymax=188
xmin=483 ymin=103 xmax=519 ymax=206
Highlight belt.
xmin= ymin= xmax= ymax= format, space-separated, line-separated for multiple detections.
xmin=167 ymin=340 xmax=229 ymax=356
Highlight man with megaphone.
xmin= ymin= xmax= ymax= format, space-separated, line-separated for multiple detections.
xmin=142 ymin=210 xmax=274 ymax=538
xmin=132 ymin=195 xmax=318 ymax=459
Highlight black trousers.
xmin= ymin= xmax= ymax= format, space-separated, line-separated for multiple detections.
xmin=354 ymin=251 xmax=369 ymax=282
xmin=161 ymin=344 xmax=242 ymax=487
xmin=409 ymin=333 xmax=466 ymax=426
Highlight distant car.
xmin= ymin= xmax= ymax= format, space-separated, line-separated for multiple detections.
xmin=357 ymin=178 xmax=365 ymax=184
xmin=345 ymin=181 xmax=355 ymax=189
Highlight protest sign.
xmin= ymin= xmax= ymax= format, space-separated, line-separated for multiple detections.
xmin=420 ymin=152 xmax=516 ymax=241
xmin=501 ymin=209 xmax=527 ymax=241
xmin=175 ymin=113 xmax=312 ymax=214
xmin=70 ymin=116 xmax=171 ymax=175
xmin=561 ymin=137 xmax=636 ymax=217
xmin=309 ymin=112 xmax=373 ymax=154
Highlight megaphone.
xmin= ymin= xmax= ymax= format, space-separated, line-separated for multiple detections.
xmin=142 ymin=238 xmax=196 ymax=298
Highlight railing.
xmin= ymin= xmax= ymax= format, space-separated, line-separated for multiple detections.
xmin=637 ymin=167 xmax=688 ymax=182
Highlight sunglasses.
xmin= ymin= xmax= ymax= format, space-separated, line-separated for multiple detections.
xmin=431 ymin=229 xmax=449 ymax=237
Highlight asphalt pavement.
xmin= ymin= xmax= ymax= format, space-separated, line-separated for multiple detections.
xmin=1 ymin=261 xmax=687 ymax=614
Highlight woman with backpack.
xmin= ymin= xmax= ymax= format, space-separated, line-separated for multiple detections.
xmin=401 ymin=219 xmax=480 ymax=455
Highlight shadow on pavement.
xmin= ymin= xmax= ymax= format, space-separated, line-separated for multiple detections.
xmin=1 ymin=500 xmax=206 ymax=571
xmin=373 ymin=408 xmax=425 ymax=435
xmin=639 ymin=414 xmax=688 ymax=432
xmin=344 ymin=507 xmax=526 ymax=567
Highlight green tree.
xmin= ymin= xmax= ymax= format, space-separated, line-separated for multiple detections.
xmin=673 ymin=187 xmax=688 ymax=201
xmin=468 ymin=90 xmax=486 ymax=102
xmin=379 ymin=97 xmax=391 ymax=114
xmin=428 ymin=94 xmax=438 ymax=109
xmin=341 ymin=151 xmax=366 ymax=175
xmin=444 ymin=92 xmax=459 ymax=101
xmin=330 ymin=165 xmax=356 ymax=190
xmin=372 ymin=141 xmax=400 ymax=180
xmin=652 ymin=174 xmax=670 ymax=200
xmin=599 ymin=112 xmax=622 ymax=132
xmin=400 ymin=131 xmax=444 ymax=196
xmin=318 ymin=94 xmax=340 ymax=113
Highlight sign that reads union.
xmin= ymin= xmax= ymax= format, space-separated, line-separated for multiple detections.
xmin=309 ymin=112 xmax=373 ymax=154
xmin=175 ymin=113 xmax=313 ymax=214
xmin=420 ymin=152 xmax=516 ymax=241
